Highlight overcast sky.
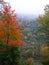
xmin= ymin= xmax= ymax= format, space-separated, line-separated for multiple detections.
xmin=4 ymin=0 xmax=49 ymax=15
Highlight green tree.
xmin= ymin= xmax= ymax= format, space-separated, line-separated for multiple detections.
xmin=36 ymin=5 xmax=49 ymax=65
xmin=36 ymin=5 xmax=49 ymax=46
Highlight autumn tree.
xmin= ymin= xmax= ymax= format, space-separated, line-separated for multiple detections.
xmin=0 ymin=1 xmax=24 ymax=65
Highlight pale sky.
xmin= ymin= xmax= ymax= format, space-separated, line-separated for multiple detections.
xmin=4 ymin=0 xmax=49 ymax=15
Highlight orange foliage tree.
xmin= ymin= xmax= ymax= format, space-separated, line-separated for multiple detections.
xmin=0 ymin=1 xmax=24 ymax=65
xmin=0 ymin=4 xmax=24 ymax=47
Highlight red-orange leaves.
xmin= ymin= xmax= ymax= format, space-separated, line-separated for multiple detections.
xmin=11 ymin=29 xmax=19 ymax=35
xmin=0 ymin=22 xmax=5 ymax=29
xmin=8 ymin=39 xmax=23 ymax=47
xmin=0 ymin=4 xmax=24 ymax=47
xmin=27 ymin=57 xmax=34 ymax=63
xmin=8 ymin=40 xmax=16 ymax=47
xmin=10 ymin=20 xmax=18 ymax=27
xmin=16 ymin=39 xmax=23 ymax=46
xmin=0 ymin=32 xmax=6 ymax=38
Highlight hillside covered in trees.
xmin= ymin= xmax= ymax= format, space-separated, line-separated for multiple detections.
xmin=0 ymin=0 xmax=49 ymax=65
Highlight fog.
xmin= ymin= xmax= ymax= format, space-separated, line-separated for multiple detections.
xmin=4 ymin=0 xmax=49 ymax=16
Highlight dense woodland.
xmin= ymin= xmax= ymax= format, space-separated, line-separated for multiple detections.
xmin=0 ymin=0 xmax=49 ymax=65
